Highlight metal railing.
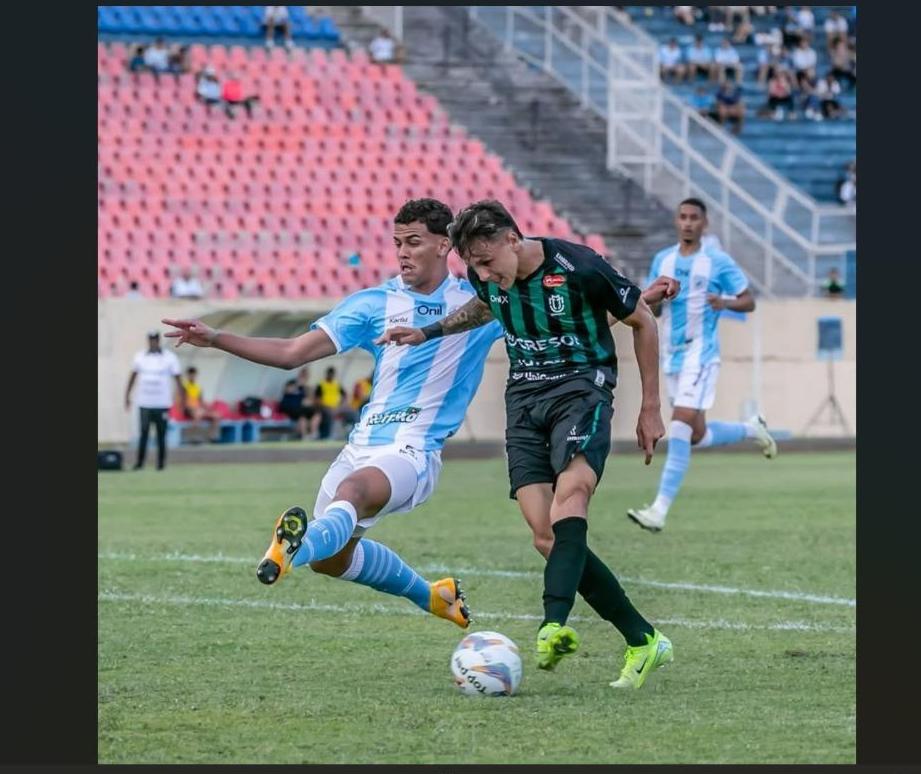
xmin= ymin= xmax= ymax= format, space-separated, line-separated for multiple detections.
xmin=463 ymin=5 xmax=856 ymax=296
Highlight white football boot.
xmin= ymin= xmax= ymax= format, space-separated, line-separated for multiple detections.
xmin=747 ymin=414 xmax=778 ymax=459
xmin=626 ymin=503 xmax=668 ymax=533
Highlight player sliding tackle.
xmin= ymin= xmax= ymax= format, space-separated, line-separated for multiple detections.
xmin=162 ymin=199 xmax=501 ymax=629
xmin=378 ymin=199 xmax=679 ymax=689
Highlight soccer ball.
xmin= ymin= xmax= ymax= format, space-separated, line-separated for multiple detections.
xmin=450 ymin=631 xmax=522 ymax=697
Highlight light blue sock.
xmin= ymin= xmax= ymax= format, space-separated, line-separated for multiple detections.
xmin=652 ymin=420 xmax=693 ymax=513
xmin=340 ymin=539 xmax=431 ymax=612
xmin=291 ymin=500 xmax=358 ymax=567
xmin=696 ymin=421 xmax=749 ymax=448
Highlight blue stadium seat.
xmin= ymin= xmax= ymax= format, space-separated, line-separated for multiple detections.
xmin=96 ymin=5 xmax=341 ymax=44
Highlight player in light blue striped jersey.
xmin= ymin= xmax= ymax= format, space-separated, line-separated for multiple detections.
xmin=627 ymin=198 xmax=777 ymax=533
xmin=163 ymin=199 xmax=504 ymax=628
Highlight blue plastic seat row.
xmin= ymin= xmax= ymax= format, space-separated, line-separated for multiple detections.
xmin=97 ymin=6 xmax=340 ymax=41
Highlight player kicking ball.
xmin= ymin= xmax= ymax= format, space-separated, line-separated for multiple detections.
xmin=627 ymin=198 xmax=778 ymax=533
xmin=162 ymin=199 xmax=507 ymax=630
xmin=378 ymin=200 xmax=678 ymax=689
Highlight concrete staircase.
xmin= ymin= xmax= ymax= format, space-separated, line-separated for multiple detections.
xmin=317 ymin=5 xmax=676 ymax=280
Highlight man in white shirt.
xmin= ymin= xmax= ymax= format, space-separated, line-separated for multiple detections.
xmin=685 ymin=34 xmax=713 ymax=81
xmin=142 ymin=38 xmax=170 ymax=74
xmin=659 ymin=38 xmax=686 ymax=82
xmin=125 ymin=331 xmax=185 ymax=470
xmin=791 ymin=37 xmax=817 ymax=87
xmin=713 ymin=38 xmax=741 ymax=83
xmin=824 ymin=10 xmax=849 ymax=51
xmin=263 ymin=6 xmax=293 ymax=49
xmin=369 ymin=30 xmax=397 ymax=64
xmin=171 ymin=267 xmax=205 ymax=299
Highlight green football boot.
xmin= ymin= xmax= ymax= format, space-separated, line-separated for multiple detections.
xmin=609 ymin=629 xmax=673 ymax=689
xmin=536 ymin=622 xmax=581 ymax=670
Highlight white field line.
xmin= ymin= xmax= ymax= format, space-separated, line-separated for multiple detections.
xmin=97 ymin=591 xmax=855 ymax=634
xmin=98 ymin=551 xmax=856 ymax=608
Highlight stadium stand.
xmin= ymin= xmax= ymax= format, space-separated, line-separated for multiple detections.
xmin=622 ymin=6 xmax=856 ymax=202
xmin=97 ymin=5 xmax=339 ymax=42
xmin=98 ymin=41 xmax=607 ymax=300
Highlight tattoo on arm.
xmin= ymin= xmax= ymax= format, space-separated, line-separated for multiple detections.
xmin=427 ymin=298 xmax=494 ymax=338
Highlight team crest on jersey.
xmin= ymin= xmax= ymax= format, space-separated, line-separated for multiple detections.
xmin=548 ymin=294 xmax=565 ymax=316
xmin=693 ymin=275 xmax=707 ymax=291
xmin=543 ymin=274 xmax=566 ymax=288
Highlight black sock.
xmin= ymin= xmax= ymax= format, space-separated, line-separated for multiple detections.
xmin=578 ymin=548 xmax=655 ymax=647
xmin=541 ymin=517 xmax=588 ymax=628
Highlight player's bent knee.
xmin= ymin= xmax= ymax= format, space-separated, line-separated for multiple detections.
xmin=533 ymin=533 xmax=554 ymax=558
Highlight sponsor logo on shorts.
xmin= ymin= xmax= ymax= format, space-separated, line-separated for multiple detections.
xmin=543 ymin=274 xmax=566 ymax=288
xmin=553 ymin=253 xmax=575 ymax=272
xmin=511 ymin=371 xmax=570 ymax=382
xmin=567 ymin=433 xmax=590 ymax=443
xmin=594 ymin=369 xmax=605 ymax=387
xmin=366 ymin=406 xmax=422 ymax=426
xmin=516 ymin=357 xmax=565 ymax=368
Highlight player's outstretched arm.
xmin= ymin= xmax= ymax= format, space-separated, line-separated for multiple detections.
xmin=375 ymin=297 xmax=495 ymax=346
xmin=162 ymin=318 xmax=337 ymax=369
xmin=620 ymin=299 xmax=665 ymax=465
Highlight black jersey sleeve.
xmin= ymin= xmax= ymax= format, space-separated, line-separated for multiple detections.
xmin=580 ymin=252 xmax=641 ymax=321
xmin=466 ymin=265 xmax=490 ymax=304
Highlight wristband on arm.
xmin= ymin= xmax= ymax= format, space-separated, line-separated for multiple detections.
xmin=421 ymin=322 xmax=444 ymax=341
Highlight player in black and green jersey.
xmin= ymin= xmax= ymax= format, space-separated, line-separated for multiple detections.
xmin=379 ymin=200 xmax=679 ymax=689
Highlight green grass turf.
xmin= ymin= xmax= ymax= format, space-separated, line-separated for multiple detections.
xmin=98 ymin=451 xmax=855 ymax=764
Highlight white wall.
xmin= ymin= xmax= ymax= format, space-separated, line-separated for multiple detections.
xmin=99 ymin=297 xmax=856 ymax=443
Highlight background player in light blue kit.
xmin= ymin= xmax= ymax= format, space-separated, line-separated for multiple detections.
xmin=628 ymin=198 xmax=777 ymax=533
xmin=163 ymin=199 xmax=503 ymax=628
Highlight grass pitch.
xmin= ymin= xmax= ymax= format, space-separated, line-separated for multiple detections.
xmin=98 ymin=451 xmax=855 ymax=764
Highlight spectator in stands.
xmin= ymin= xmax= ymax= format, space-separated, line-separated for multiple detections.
xmin=167 ymin=44 xmax=190 ymax=75
xmin=127 ymin=44 xmax=146 ymax=73
xmin=837 ymin=162 xmax=857 ymax=206
xmin=142 ymin=38 xmax=171 ymax=78
xmin=181 ymin=367 xmax=221 ymax=444
xmin=824 ymin=10 xmax=849 ymax=53
xmin=263 ymin=6 xmax=294 ymax=50
xmin=761 ymin=68 xmax=795 ymax=121
xmin=659 ymin=38 xmax=686 ymax=83
xmin=674 ymin=6 xmax=697 ymax=26
xmin=815 ymin=73 xmax=845 ymax=120
xmin=795 ymin=7 xmax=815 ymax=38
xmin=756 ymin=43 xmax=788 ymax=85
xmin=821 ymin=267 xmax=845 ymax=298
xmin=713 ymin=38 xmax=741 ymax=83
xmin=781 ymin=6 xmax=803 ymax=47
xmin=706 ymin=6 xmax=728 ymax=32
xmin=714 ymin=78 xmax=745 ymax=135
xmin=689 ymin=85 xmax=716 ymax=120
xmin=791 ymin=37 xmax=818 ymax=89
xmin=124 ymin=280 xmax=143 ymax=300
xmin=221 ymin=72 xmax=259 ymax=119
xmin=369 ymin=29 xmax=398 ymax=64
xmin=829 ymin=39 xmax=857 ymax=90
xmin=125 ymin=331 xmax=184 ymax=471
xmin=195 ymin=65 xmax=222 ymax=111
xmin=685 ymin=35 xmax=713 ymax=81
xmin=170 ymin=266 xmax=205 ymax=299
xmin=728 ymin=6 xmax=753 ymax=44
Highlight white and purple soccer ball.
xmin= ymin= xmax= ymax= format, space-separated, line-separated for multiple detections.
xmin=450 ymin=631 xmax=522 ymax=697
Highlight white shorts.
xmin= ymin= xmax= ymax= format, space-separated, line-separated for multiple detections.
xmin=313 ymin=442 xmax=442 ymax=537
xmin=666 ymin=363 xmax=720 ymax=411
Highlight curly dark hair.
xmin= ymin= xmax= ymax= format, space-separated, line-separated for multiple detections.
xmin=447 ymin=200 xmax=523 ymax=260
xmin=394 ymin=199 xmax=454 ymax=236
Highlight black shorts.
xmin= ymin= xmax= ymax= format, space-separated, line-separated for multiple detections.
xmin=504 ymin=377 xmax=613 ymax=499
